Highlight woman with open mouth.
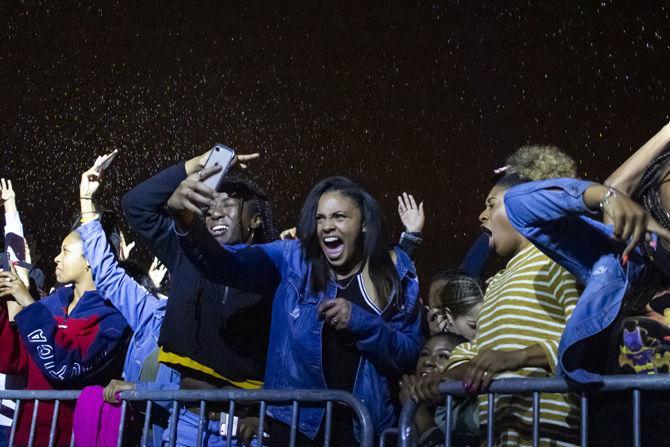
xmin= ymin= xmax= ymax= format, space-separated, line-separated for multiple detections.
xmin=167 ymin=163 xmax=422 ymax=446
xmin=413 ymin=146 xmax=583 ymax=446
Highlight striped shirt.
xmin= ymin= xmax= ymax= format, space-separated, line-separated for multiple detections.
xmin=446 ymin=244 xmax=580 ymax=446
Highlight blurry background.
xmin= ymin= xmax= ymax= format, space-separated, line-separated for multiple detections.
xmin=1 ymin=1 xmax=670 ymax=287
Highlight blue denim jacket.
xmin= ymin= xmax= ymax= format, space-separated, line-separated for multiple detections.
xmin=503 ymin=178 xmax=649 ymax=384
xmin=78 ymin=220 xmax=180 ymax=446
xmin=176 ymin=221 xmax=422 ymax=439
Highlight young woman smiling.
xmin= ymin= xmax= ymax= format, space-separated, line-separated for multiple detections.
xmin=168 ymin=164 xmax=422 ymax=445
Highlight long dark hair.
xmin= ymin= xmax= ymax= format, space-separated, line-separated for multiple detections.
xmin=297 ymin=177 xmax=400 ymax=308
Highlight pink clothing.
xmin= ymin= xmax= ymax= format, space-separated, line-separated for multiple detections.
xmin=73 ymin=386 xmax=123 ymax=447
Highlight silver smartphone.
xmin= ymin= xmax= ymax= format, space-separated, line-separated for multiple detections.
xmin=98 ymin=149 xmax=119 ymax=172
xmin=202 ymin=144 xmax=236 ymax=191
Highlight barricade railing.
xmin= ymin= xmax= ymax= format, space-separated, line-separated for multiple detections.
xmin=0 ymin=388 xmax=374 ymax=447
xmin=397 ymin=374 xmax=670 ymax=447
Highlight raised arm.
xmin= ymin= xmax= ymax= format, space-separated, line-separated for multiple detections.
xmin=79 ymin=161 xmax=163 ymax=330
xmin=397 ymin=192 xmax=425 ymax=260
xmin=2 ymin=178 xmax=26 ymax=263
xmin=121 ymin=160 xmax=196 ymax=270
xmin=605 ymin=122 xmax=670 ymax=195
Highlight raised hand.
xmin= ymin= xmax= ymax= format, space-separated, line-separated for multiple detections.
xmin=398 ymin=192 xmax=425 ymax=234
xmin=1 ymin=178 xmax=17 ymax=213
xmin=149 ymin=257 xmax=168 ymax=288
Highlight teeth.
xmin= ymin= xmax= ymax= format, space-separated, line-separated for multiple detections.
xmin=212 ymin=225 xmax=229 ymax=231
xmin=324 ymin=236 xmax=340 ymax=243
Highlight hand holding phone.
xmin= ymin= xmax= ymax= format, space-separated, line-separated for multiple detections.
xmin=0 ymin=252 xmax=9 ymax=272
xmin=95 ymin=149 xmax=119 ymax=172
xmin=202 ymin=144 xmax=236 ymax=191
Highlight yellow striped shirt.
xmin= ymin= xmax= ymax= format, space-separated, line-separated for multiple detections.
xmin=446 ymin=244 xmax=580 ymax=446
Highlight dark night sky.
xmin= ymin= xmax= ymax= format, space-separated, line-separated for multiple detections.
xmin=1 ymin=1 xmax=670 ymax=287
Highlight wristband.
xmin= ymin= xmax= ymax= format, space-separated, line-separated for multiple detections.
xmin=80 ymin=213 xmax=99 ymax=224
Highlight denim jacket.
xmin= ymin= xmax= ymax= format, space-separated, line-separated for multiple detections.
xmin=504 ymin=178 xmax=650 ymax=384
xmin=176 ymin=220 xmax=422 ymax=439
xmin=78 ymin=220 xmax=180 ymax=446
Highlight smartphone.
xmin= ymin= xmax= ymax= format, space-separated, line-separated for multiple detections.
xmin=98 ymin=149 xmax=119 ymax=172
xmin=202 ymin=144 xmax=236 ymax=191
xmin=0 ymin=252 xmax=9 ymax=272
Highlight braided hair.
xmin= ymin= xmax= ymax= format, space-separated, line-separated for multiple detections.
xmin=216 ymin=173 xmax=279 ymax=243
xmin=635 ymin=149 xmax=670 ymax=230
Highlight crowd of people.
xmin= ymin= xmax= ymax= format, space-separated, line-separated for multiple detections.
xmin=2 ymin=122 xmax=670 ymax=447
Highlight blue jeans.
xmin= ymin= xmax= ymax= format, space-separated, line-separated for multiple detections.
xmin=168 ymin=407 xmax=257 ymax=447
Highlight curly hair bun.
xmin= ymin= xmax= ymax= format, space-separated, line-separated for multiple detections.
xmin=505 ymin=145 xmax=577 ymax=181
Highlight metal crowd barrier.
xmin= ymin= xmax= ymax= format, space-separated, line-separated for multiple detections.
xmin=0 ymin=388 xmax=374 ymax=447
xmin=397 ymin=374 xmax=670 ymax=447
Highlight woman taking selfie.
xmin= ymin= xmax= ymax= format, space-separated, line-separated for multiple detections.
xmin=167 ymin=155 xmax=422 ymax=445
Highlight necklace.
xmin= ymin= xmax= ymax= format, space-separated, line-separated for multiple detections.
xmin=336 ymin=274 xmax=358 ymax=290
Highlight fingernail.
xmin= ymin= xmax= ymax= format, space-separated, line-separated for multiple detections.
xmin=622 ymin=254 xmax=629 ymax=266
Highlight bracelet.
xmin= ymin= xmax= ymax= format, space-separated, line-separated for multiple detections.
xmin=80 ymin=196 xmax=92 ymax=200
xmin=599 ymin=187 xmax=617 ymax=211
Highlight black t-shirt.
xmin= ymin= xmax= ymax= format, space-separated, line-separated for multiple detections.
xmin=322 ymin=274 xmax=381 ymax=391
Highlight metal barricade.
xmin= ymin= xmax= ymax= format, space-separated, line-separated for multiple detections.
xmin=397 ymin=374 xmax=670 ymax=447
xmin=0 ymin=388 xmax=374 ymax=447
xmin=379 ymin=427 xmax=398 ymax=447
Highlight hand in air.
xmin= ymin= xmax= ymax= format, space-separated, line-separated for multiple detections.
xmin=80 ymin=152 xmax=116 ymax=199
xmin=149 ymin=257 xmax=168 ymax=288
xmin=0 ymin=178 xmax=16 ymax=207
xmin=398 ymin=192 xmax=425 ymax=234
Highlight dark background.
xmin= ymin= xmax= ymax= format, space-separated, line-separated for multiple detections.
xmin=1 ymin=1 xmax=670 ymax=288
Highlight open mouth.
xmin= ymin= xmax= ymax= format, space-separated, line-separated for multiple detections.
xmin=209 ymin=224 xmax=229 ymax=236
xmin=419 ymin=367 xmax=434 ymax=377
xmin=322 ymin=235 xmax=345 ymax=260
xmin=480 ymin=226 xmax=493 ymax=247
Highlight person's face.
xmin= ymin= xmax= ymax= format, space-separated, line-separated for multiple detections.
xmin=54 ymin=232 xmax=89 ymax=284
xmin=448 ymin=302 xmax=482 ymax=341
xmin=479 ymin=185 xmax=525 ymax=257
xmin=415 ymin=337 xmax=456 ymax=376
xmin=205 ymin=193 xmax=244 ymax=245
xmin=317 ymin=191 xmax=364 ymax=276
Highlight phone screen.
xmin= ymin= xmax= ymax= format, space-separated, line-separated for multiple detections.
xmin=0 ymin=253 xmax=9 ymax=272
xmin=202 ymin=144 xmax=236 ymax=191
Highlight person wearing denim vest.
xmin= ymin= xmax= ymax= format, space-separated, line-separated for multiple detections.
xmin=168 ymin=171 xmax=422 ymax=443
